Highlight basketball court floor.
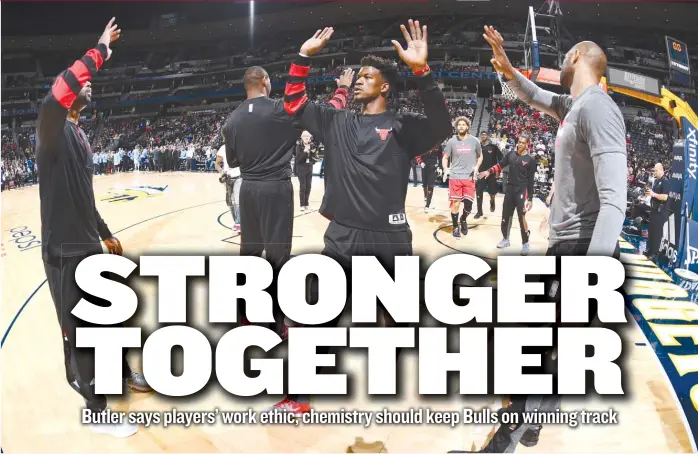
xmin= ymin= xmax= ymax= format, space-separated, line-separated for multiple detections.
xmin=1 ymin=171 xmax=692 ymax=452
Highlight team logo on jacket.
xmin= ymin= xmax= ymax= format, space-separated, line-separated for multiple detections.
xmin=389 ymin=213 xmax=406 ymax=225
xmin=375 ymin=127 xmax=393 ymax=141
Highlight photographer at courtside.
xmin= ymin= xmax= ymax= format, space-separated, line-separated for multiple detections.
xmin=646 ymin=162 xmax=670 ymax=260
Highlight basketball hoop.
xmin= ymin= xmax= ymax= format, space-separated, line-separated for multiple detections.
xmin=497 ymin=72 xmax=518 ymax=101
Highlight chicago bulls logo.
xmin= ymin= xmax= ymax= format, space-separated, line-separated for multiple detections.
xmin=375 ymin=127 xmax=393 ymax=141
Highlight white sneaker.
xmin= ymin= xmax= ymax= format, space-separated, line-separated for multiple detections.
xmin=88 ymin=409 xmax=138 ymax=438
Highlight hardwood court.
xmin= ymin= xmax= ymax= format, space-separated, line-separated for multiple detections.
xmin=1 ymin=171 xmax=692 ymax=452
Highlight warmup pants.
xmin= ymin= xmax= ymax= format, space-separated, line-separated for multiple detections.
xmin=409 ymin=160 xmax=418 ymax=184
xmin=297 ymin=164 xmax=313 ymax=208
xmin=44 ymin=254 xmax=132 ymax=412
xmin=647 ymin=209 xmax=668 ymax=256
xmin=422 ymin=165 xmax=437 ymax=207
xmin=501 ymin=186 xmax=529 ymax=244
xmin=476 ymin=174 xmax=498 ymax=213
xmin=225 ymin=176 xmax=242 ymax=225
xmin=288 ymin=220 xmax=413 ymax=403
xmin=239 ymin=179 xmax=293 ymax=268
xmin=239 ymin=179 xmax=294 ymax=332
xmin=485 ymin=239 xmax=620 ymax=453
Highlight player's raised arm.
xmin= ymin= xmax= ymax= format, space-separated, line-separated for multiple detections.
xmin=284 ymin=27 xmax=351 ymax=144
xmin=583 ymin=93 xmax=628 ymax=256
xmin=37 ymin=19 xmax=119 ymax=147
xmin=483 ymin=25 xmax=570 ymax=121
xmin=330 ymin=68 xmax=353 ymax=108
xmin=393 ymin=20 xmax=452 ymax=156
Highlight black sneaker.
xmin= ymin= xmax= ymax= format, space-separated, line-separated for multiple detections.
xmin=125 ymin=371 xmax=152 ymax=393
xmin=474 ymin=212 xmax=483 ymax=219
xmin=452 ymin=227 xmax=461 ymax=239
xmin=490 ymin=198 xmax=496 ymax=212
xmin=460 ymin=220 xmax=468 ymax=235
xmin=449 ymin=422 xmax=517 ymax=452
xmin=519 ymin=425 xmax=541 ymax=447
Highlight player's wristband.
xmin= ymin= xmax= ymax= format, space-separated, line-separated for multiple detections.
xmin=412 ymin=64 xmax=431 ymax=76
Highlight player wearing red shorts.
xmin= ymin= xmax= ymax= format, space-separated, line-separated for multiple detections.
xmin=442 ymin=117 xmax=482 ymax=238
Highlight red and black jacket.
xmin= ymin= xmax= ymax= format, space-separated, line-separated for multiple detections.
xmin=36 ymin=44 xmax=113 ymax=263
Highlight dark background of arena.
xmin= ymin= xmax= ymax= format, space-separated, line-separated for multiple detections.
xmin=2 ymin=0 xmax=697 ymax=201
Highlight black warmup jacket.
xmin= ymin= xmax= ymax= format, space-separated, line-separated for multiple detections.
xmin=36 ymin=44 xmax=113 ymax=263
xmin=416 ymin=145 xmax=442 ymax=168
xmin=222 ymin=86 xmax=348 ymax=182
xmin=283 ymin=55 xmax=452 ymax=232
xmin=488 ymin=151 xmax=536 ymax=201
xmin=480 ymin=141 xmax=503 ymax=170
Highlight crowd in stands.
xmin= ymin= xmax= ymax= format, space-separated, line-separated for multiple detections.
xmin=2 ymin=14 xmax=690 ymax=194
xmin=3 ymin=87 xmax=675 ymax=202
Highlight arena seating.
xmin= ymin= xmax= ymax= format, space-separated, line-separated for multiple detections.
xmin=2 ymin=15 xmax=696 ymax=193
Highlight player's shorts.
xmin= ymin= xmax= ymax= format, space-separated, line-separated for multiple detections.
xmin=477 ymin=174 xmax=498 ymax=196
xmin=449 ymin=178 xmax=475 ymax=202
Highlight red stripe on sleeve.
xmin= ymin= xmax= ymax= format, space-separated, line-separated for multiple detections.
xmin=85 ymin=48 xmax=104 ymax=71
xmin=492 ymin=163 xmax=502 ymax=174
xmin=68 ymin=59 xmax=92 ymax=86
xmin=51 ymin=76 xmax=77 ymax=109
xmin=289 ymin=63 xmax=310 ymax=78
xmin=329 ymin=88 xmax=348 ymax=108
xmin=284 ymin=94 xmax=308 ymax=115
xmin=285 ymin=82 xmax=306 ymax=97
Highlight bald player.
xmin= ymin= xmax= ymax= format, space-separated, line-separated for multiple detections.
xmin=452 ymin=27 xmax=627 ymax=454
xmin=646 ymin=162 xmax=670 ymax=260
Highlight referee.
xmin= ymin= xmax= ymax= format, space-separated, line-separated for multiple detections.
xmin=37 ymin=19 xmax=150 ymax=439
xmin=221 ymin=66 xmax=351 ymax=334
xmin=457 ymin=26 xmax=628 ymax=453
xmin=646 ymin=162 xmax=670 ymax=260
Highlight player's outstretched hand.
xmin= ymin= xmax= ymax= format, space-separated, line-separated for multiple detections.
xmin=483 ymin=25 xmax=515 ymax=80
xmin=300 ymin=27 xmax=334 ymax=57
xmin=104 ymin=237 xmax=123 ymax=255
xmin=478 ymin=170 xmax=490 ymax=179
xmin=392 ymin=19 xmax=428 ymax=72
xmin=336 ymin=68 xmax=355 ymax=88
xmin=98 ymin=17 xmax=121 ymax=61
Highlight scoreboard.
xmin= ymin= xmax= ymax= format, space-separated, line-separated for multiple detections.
xmin=606 ymin=67 xmax=661 ymax=98
xmin=665 ymin=36 xmax=691 ymax=87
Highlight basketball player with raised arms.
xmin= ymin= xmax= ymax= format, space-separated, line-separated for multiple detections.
xmin=221 ymin=65 xmax=351 ymax=335
xmin=36 ymin=19 xmax=151 ymax=439
xmin=450 ymin=26 xmax=627 ymax=454
xmin=268 ymin=20 xmax=451 ymax=414
xmin=442 ymin=117 xmax=482 ymax=238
